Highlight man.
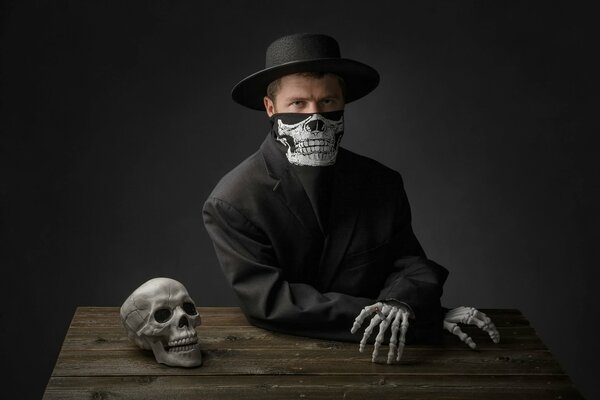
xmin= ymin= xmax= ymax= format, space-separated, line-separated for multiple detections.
xmin=203 ymin=33 xmax=498 ymax=364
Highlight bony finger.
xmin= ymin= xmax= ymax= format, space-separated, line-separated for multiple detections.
xmin=351 ymin=312 xmax=365 ymax=333
xmin=396 ymin=337 xmax=405 ymax=362
xmin=387 ymin=342 xmax=397 ymax=364
xmin=487 ymin=327 xmax=501 ymax=344
xmin=359 ymin=314 xmax=381 ymax=353
xmin=448 ymin=321 xmax=477 ymax=350
xmin=372 ymin=311 xmax=395 ymax=363
xmin=387 ymin=311 xmax=403 ymax=364
xmin=350 ymin=320 xmax=362 ymax=334
xmin=372 ymin=331 xmax=385 ymax=362
xmin=464 ymin=335 xmax=476 ymax=350
xmin=371 ymin=345 xmax=379 ymax=362
xmin=396 ymin=311 xmax=409 ymax=362
xmin=351 ymin=304 xmax=379 ymax=334
xmin=469 ymin=313 xmax=501 ymax=344
xmin=481 ymin=322 xmax=500 ymax=341
xmin=476 ymin=313 xmax=500 ymax=344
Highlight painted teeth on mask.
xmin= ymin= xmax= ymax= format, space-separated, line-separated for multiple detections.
xmin=300 ymin=148 xmax=333 ymax=155
xmin=297 ymin=140 xmax=335 ymax=155
xmin=298 ymin=139 xmax=332 ymax=147
xmin=305 ymin=153 xmax=330 ymax=160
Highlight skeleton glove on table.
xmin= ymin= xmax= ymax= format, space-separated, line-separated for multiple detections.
xmin=351 ymin=302 xmax=500 ymax=364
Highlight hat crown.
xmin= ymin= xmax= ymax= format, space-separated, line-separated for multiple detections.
xmin=232 ymin=33 xmax=379 ymax=110
xmin=265 ymin=33 xmax=341 ymax=68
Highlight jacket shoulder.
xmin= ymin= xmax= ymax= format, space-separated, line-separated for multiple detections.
xmin=205 ymin=149 xmax=271 ymax=211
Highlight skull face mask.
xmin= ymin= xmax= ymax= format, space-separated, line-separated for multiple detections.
xmin=120 ymin=277 xmax=202 ymax=367
xmin=272 ymin=110 xmax=344 ymax=166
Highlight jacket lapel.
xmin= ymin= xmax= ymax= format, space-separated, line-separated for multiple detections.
xmin=260 ymin=135 xmax=324 ymax=237
xmin=316 ymin=148 xmax=361 ymax=290
xmin=260 ymin=135 xmax=362 ymax=290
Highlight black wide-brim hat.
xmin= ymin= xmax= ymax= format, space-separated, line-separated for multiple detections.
xmin=231 ymin=33 xmax=380 ymax=110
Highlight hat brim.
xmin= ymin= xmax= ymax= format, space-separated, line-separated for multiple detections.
xmin=231 ymin=58 xmax=380 ymax=111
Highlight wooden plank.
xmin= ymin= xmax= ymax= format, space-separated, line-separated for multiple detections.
xmin=43 ymin=375 xmax=584 ymax=400
xmin=61 ymin=307 xmax=546 ymax=356
xmin=71 ymin=307 xmax=251 ymax=327
xmin=70 ymin=307 xmax=531 ymax=328
xmin=52 ymin=347 xmax=564 ymax=377
xmin=61 ymin=325 xmax=547 ymax=351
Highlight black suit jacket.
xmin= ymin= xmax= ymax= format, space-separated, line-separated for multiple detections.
xmin=203 ymin=134 xmax=449 ymax=343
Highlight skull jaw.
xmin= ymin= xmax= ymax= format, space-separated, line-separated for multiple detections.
xmin=276 ymin=112 xmax=344 ymax=167
xmin=149 ymin=339 xmax=202 ymax=368
xmin=286 ymin=148 xmax=338 ymax=166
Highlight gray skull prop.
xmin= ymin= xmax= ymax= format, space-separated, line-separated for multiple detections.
xmin=120 ymin=277 xmax=202 ymax=367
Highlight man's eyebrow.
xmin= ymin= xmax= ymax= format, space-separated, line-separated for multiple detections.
xmin=285 ymin=96 xmax=308 ymax=102
xmin=284 ymin=93 xmax=341 ymax=101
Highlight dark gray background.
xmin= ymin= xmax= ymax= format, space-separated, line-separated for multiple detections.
xmin=1 ymin=1 xmax=598 ymax=398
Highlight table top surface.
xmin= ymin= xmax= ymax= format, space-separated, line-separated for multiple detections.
xmin=43 ymin=307 xmax=583 ymax=399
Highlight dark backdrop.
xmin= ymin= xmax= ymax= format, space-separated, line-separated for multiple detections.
xmin=1 ymin=1 xmax=598 ymax=398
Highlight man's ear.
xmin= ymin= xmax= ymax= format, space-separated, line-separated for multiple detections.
xmin=264 ymin=96 xmax=275 ymax=117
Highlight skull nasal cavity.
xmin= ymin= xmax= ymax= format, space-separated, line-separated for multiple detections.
xmin=178 ymin=316 xmax=189 ymax=328
xmin=305 ymin=119 xmax=325 ymax=132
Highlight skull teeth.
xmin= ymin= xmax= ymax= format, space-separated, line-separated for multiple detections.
xmin=167 ymin=343 xmax=200 ymax=353
xmin=167 ymin=335 xmax=198 ymax=348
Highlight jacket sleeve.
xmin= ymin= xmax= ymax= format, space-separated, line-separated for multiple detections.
xmin=203 ymin=196 xmax=375 ymax=342
xmin=377 ymin=174 xmax=449 ymax=343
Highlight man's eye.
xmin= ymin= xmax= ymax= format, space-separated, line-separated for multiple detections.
xmin=290 ymin=101 xmax=304 ymax=106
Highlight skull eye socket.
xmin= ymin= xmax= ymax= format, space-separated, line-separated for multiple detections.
xmin=154 ymin=308 xmax=172 ymax=323
xmin=182 ymin=302 xmax=197 ymax=315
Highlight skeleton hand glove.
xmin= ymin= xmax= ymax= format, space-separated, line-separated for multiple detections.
xmin=443 ymin=306 xmax=500 ymax=349
xmin=351 ymin=301 xmax=411 ymax=364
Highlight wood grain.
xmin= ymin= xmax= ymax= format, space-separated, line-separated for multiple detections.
xmin=44 ymin=375 xmax=584 ymax=400
xmin=43 ymin=307 xmax=582 ymax=400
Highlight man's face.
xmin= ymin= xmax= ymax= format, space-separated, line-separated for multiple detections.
xmin=263 ymin=73 xmax=345 ymax=117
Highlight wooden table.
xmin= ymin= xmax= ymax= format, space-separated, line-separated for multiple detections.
xmin=43 ymin=307 xmax=582 ymax=399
